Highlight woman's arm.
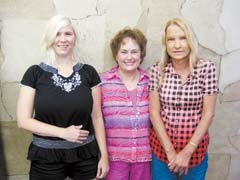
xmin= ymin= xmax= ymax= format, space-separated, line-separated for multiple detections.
xmin=149 ymin=91 xmax=176 ymax=162
xmin=91 ymin=86 xmax=109 ymax=178
xmin=187 ymin=94 xmax=217 ymax=149
xmin=16 ymin=86 xmax=88 ymax=143
xmin=170 ymin=94 xmax=217 ymax=174
xmin=182 ymin=94 xmax=217 ymax=153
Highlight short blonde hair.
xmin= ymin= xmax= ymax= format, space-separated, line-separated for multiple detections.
xmin=41 ymin=15 xmax=81 ymax=65
xmin=159 ymin=17 xmax=198 ymax=81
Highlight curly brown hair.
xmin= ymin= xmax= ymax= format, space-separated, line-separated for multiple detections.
xmin=110 ymin=27 xmax=147 ymax=63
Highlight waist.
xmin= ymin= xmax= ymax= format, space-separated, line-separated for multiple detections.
xmin=33 ymin=135 xmax=95 ymax=149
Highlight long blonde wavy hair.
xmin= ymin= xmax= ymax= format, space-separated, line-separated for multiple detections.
xmin=159 ymin=17 xmax=198 ymax=82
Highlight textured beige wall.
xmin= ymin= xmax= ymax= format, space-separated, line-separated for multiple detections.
xmin=0 ymin=0 xmax=239 ymax=179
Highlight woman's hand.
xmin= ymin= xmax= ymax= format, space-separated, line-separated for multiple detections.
xmin=166 ymin=148 xmax=177 ymax=167
xmin=96 ymin=155 xmax=109 ymax=179
xmin=168 ymin=148 xmax=192 ymax=175
xmin=61 ymin=125 xmax=89 ymax=143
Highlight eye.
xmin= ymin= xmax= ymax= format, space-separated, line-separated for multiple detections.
xmin=120 ymin=50 xmax=128 ymax=54
xmin=131 ymin=50 xmax=140 ymax=54
xmin=56 ymin=32 xmax=61 ymax=36
xmin=180 ymin=36 xmax=187 ymax=40
xmin=167 ymin=38 xmax=174 ymax=42
xmin=65 ymin=32 xmax=73 ymax=36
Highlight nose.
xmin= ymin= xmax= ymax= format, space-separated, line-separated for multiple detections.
xmin=174 ymin=40 xmax=180 ymax=48
xmin=59 ymin=34 xmax=66 ymax=42
xmin=127 ymin=52 xmax=132 ymax=59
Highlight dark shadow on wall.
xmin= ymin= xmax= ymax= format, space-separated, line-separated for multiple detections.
xmin=0 ymin=123 xmax=8 ymax=180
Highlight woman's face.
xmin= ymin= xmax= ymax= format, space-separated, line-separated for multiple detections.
xmin=116 ymin=37 xmax=141 ymax=73
xmin=166 ymin=24 xmax=190 ymax=62
xmin=52 ymin=25 xmax=76 ymax=58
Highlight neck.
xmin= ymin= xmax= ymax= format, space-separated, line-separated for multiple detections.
xmin=54 ymin=55 xmax=76 ymax=77
xmin=118 ymin=68 xmax=139 ymax=91
xmin=55 ymin=55 xmax=74 ymax=67
xmin=118 ymin=68 xmax=139 ymax=81
xmin=172 ymin=59 xmax=190 ymax=73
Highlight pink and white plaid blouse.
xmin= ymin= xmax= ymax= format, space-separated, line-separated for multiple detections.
xmin=148 ymin=59 xmax=219 ymax=167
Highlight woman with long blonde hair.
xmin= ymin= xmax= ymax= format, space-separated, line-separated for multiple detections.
xmin=149 ymin=17 xmax=219 ymax=180
xmin=17 ymin=15 xmax=109 ymax=180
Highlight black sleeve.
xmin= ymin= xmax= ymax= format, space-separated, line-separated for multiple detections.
xmin=82 ymin=64 xmax=101 ymax=88
xmin=20 ymin=65 xmax=42 ymax=88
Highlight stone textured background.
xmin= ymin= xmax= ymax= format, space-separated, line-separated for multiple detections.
xmin=0 ymin=0 xmax=239 ymax=179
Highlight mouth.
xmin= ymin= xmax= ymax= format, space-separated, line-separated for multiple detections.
xmin=124 ymin=61 xmax=136 ymax=65
xmin=173 ymin=51 xmax=183 ymax=53
xmin=57 ymin=44 xmax=69 ymax=49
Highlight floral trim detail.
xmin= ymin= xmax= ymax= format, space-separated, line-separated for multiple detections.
xmin=51 ymin=72 xmax=82 ymax=92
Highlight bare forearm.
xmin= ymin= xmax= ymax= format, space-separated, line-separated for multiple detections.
xmin=92 ymin=118 xmax=108 ymax=158
xmin=151 ymin=113 xmax=175 ymax=152
xmin=188 ymin=113 xmax=214 ymax=148
xmin=18 ymin=118 xmax=64 ymax=138
xmin=91 ymin=86 xmax=108 ymax=157
xmin=150 ymin=91 xmax=175 ymax=153
xmin=184 ymin=95 xmax=217 ymax=153
xmin=187 ymin=95 xmax=217 ymax=148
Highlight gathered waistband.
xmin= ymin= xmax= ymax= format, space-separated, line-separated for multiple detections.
xmin=33 ymin=135 xmax=95 ymax=149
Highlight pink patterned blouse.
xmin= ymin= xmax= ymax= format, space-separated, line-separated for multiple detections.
xmin=100 ymin=66 xmax=152 ymax=163
xmin=148 ymin=59 xmax=219 ymax=167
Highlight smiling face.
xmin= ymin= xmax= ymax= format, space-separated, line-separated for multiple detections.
xmin=52 ymin=25 xmax=76 ymax=59
xmin=115 ymin=37 xmax=141 ymax=73
xmin=166 ymin=24 xmax=190 ymax=62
